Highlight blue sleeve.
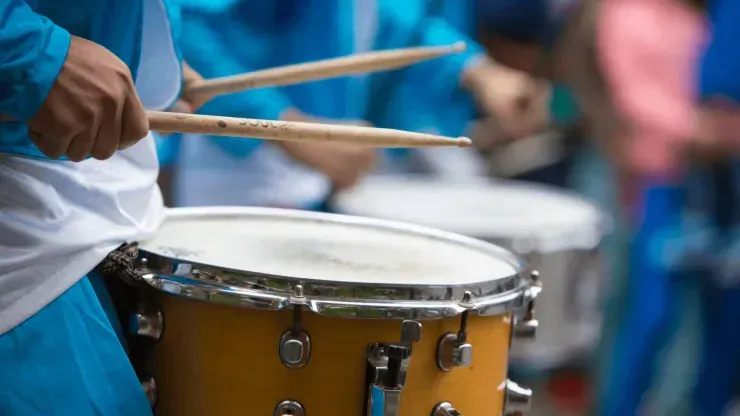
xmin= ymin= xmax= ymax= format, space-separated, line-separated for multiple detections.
xmin=699 ymin=0 xmax=740 ymax=103
xmin=0 ymin=0 xmax=71 ymax=120
xmin=372 ymin=2 xmax=483 ymax=136
xmin=180 ymin=14 xmax=292 ymax=157
xmin=154 ymin=132 xmax=180 ymax=166
xmin=378 ymin=3 xmax=483 ymax=98
xmin=410 ymin=18 xmax=485 ymax=87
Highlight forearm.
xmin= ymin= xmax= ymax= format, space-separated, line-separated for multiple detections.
xmin=0 ymin=0 xmax=70 ymax=120
xmin=460 ymin=54 xmax=503 ymax=93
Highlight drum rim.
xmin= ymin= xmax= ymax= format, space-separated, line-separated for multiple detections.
xmin=334 ymin=175 xmax=613 ymax=253
xmin=136 ymin=206 xmax=540 ymax=320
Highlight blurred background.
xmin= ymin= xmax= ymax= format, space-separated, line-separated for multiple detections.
xmin=161 ymin=0 xmax=740 ymax=414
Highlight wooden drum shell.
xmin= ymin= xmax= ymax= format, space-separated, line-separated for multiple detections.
xmin=146 ymin=291 xmax=512 ymax=416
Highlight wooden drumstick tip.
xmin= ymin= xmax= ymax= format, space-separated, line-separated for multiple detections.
xmin=450 ymin=42 xmax=467 ymax=53
xmin=457 ymin=137 xmax=472 ymax=148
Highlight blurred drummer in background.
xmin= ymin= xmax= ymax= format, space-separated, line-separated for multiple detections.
xmin=370 ymin=0 xmax=551 ymax=179
xmin=168 ymin=0 xmax=549 ymax=210
xmin=475 ymin=0 xmax=603 ymax=193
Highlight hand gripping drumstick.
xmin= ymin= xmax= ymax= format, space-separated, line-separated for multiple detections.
xmin=186 ymin=42 xmax=467 ymax=101
xmin=0 ymin=112 xmax=471 ymax=148
xmin=148 ymin=111 xmax=472 ymax=148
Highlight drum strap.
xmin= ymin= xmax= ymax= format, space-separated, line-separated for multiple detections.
xmin=95 ymin=242 xmax=146 ymax=286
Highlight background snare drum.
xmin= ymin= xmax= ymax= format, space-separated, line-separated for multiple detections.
xmin=335 ymin=176 xmax=611 ymax=370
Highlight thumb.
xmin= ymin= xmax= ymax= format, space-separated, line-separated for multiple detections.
xmin=168 ymin=100 xmax=194 ymax=114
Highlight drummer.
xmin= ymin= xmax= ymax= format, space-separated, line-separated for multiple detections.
xmin=368 ymin=0 xmax=541 ymax=178
xmin=473 ymin=0 xmax=587 ymax=188
xmin=0 ymin=0 xmax=199 ymax=413
xmin=171 ymin=0 xmax=550 ymax=209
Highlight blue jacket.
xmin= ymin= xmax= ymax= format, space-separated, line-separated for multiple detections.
xmin=700 ymin=0 xmax=740 ymax=103
xmin=368 ymin=0 xmax=484 ymax=138
xmin=0 ymin=0 xmax=182 ymax=160
xmin=176 ymin=0 xmax=483 ymax=159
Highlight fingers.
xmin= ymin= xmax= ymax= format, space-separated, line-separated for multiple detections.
xmin=25 ymin=36 xmax=152 ymax=162
xmin=66 ymin=123 xmax=99 ymax=162
xmin=168 ymin=100 xmax=194 ymax=114
xmin=91 ymin=98 xmax=123 ymax=160
xmin=30 ymin=130 xmax=73 ymax=159
xmin=119 ymin=89 xmax=150 ymax=150
xmin=330 ymin=148 xmax=376 ymax=189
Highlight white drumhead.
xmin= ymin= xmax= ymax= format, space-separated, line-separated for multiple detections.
xmin=140 ymin=207 xmax=520 ymax=286
xmin=335 ymin=176 xmax=610 ymax=253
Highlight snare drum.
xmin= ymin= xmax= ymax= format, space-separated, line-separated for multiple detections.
xmin=129 ymin=207 xmax=539 ymax=416
xmin=335 ymin=176 xmax=610 ymax=370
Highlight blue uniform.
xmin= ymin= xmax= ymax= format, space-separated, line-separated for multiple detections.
xmin=700 ymin=0 xmax=740 ymax=104
xmin=368 ymin=0 xmax=477 ymax=129
xmin=0 ymin=1 xmax=181 ymax=414
xmin=693 ymin=2 xmax=740 ymax=414
xmin=172 ymin=0 xmax=483 ymax=208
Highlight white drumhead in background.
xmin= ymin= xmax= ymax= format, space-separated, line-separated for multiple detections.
xmin=335 ymin=176 xmax=610 ymax=253
xmin=140 ymin=207 xmax=520 ymax=286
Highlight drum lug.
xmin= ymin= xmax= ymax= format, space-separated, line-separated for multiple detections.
xmin=436 ymin=292 xmax=473 ymax=371
xmin=502 ymin=379 xmax=533 ymax=415
xmin=279 ymin=327 xmax=311 ymax=368
xmin=128 ymin=304 xmax=163 ymax=341
xmin=436 ymin=333 xmax=473 ymax=371
xmin=274 ymin=400 xmax=305 ymax=416
xmin=512 ymin=316 xmax=539 ymax=340
xmin=365 ymin=320 xmax=422 ymax=416
xmin=279 ymin=286 xmax=311 ymax=368
xmin=431 ymin=402 xmax=463 ymax=415
xmin=140 ymin=375 xmax=157 ymax=408
xmin=513 ymin=271 xmax=541 ymax=340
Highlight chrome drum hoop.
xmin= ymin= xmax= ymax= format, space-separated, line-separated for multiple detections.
xmin=136 ymin=255 xmax=541 ymax=320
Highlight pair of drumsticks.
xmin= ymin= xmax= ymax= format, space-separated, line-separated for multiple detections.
xmin=149 ymin=42 xmax=471 ymax=148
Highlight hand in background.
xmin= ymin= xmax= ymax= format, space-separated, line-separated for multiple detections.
xmin=691 ymin=102 xmax=740 ymax=162
xmin=463 ymin=56 xmax=551 ymax=140
xmin=278 ymin=109 xmax=377 ymax=189
xmin=169 ymin=62 xmax=208 ymax=113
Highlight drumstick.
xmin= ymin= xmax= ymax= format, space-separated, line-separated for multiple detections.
xmin=186 ymin=42 xmax=467 ymax=100
xmin=148 ymin=111 xmax=472 ymax=148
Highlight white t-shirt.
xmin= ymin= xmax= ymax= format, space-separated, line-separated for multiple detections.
xmin=0 ymin=0 xmax=181 ymax=335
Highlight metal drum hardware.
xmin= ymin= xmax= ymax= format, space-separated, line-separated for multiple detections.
xmin=279 ymin=285 xmax=311 ymax=368
xmin=273 ymin=400 xmax=305 ymax=416
xmin=140 ymin=375 xmax=157 ymax=408
xmin=134 ymin=207 xmax=542 ymax=415
xmin=128 ymin=301 xmax=163 ymax=341
xmin=513 ymin=271 xmax=542 ymax=340
xmin=366 ymin=320 xmax=422 ymax=416
xmin=431 ymin=402 xmax=463 ymax=415
xmin=436 ymin=292 xmax=474 ymax=371
xmin=502 ymin=380 xmax=533 ymax=415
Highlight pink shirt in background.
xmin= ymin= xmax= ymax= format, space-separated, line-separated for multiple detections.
xmin=597 ymin=0 xmax=707 ymax=177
